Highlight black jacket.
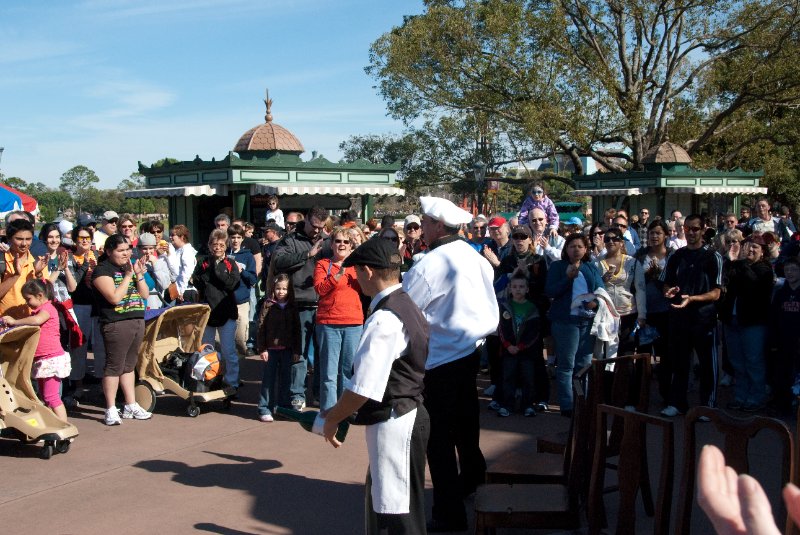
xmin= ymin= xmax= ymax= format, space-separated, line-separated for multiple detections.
xmin=192 ymin=256 xmax=241 ymax=327
xmin=718 ymin=259 xmax=774 ymax=326
xmin=271 ymin=228 xmax=331 ymax=306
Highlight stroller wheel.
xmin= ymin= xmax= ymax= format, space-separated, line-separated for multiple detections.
xmin=40 ymin=442 xmax=54 ymax=460
xmin=186 ymin=405 xmax=201 ymax=418
xmin=55 ymin=439 xmax=71 ymax=454
xmin=135 ymin=381 xmax=157 ymax=413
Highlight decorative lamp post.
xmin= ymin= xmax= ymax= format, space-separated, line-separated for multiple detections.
xmin=473 ymin=160 xmax=486 ymax=214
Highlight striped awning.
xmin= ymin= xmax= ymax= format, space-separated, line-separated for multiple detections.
xmin=251 ymin=184 xmax=405 ymax=196
xmin=668 ymin=186 xmax=768 ymax=194
xmin=572 ymin=188 xmax=650 ymax=196
xmin=125 ymin=185 xmax=227 ymax=198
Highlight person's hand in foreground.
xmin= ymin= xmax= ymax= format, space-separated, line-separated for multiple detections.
xmin=697 ymin=444 xmax=800 ymax=535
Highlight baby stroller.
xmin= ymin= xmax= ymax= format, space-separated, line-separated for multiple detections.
xmin=135 ymin=304 xmax=235 ymax=417
xmin=0 ymin=325 xmax=79 ymax=459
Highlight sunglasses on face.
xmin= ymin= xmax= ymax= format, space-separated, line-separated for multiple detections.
xmin=604 ymin=237 xmax=623 ymax=243
xmin=77 ymin=236 xmax=92 ymax=241
xmin=286 ymin=221 xmax=297 ymax=226
xmin=531 ymin=217 xmax=546 ymax=222
xmin=121 ymin=224 xmax=134 ymax=229
xmin=684 ymin=225 xmax=703 ymax=232
xmin=614 ymin=223 xmax=627 ymax=229
xmin=473 ymin=226 xmax=486 ymax=232
xmin=512 ymin=234 xmax=529 ymax=240
xmin=334 ymin=239 xmax=350 ymax=244
xmin=405 ymin=224 xmax=420 ymax=231
xmin=532 ymin=190 xmax=544 ymax=195
xmin=107 ymin=219 xmax=118 ymax=224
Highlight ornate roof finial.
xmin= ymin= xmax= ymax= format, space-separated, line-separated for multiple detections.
xmin=264 ymin=88 xmax=273 ymax=123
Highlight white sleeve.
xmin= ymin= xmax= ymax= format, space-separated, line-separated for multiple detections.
xmin=348 ymin=310 xmax=408 ymax=402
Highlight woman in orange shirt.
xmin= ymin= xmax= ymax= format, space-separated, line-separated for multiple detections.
xmin=313 ymin=226 xmax=364 ymax=411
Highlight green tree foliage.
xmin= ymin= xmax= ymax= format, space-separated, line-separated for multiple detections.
xmin=0 ymin=175 xmax=28 ymax=191
xmin=368 ymin=0 xmax=800 ymax=176
xmin=59 ymin=165 xmax=100 ymax=214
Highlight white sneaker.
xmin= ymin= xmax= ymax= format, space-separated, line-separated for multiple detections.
xmin=104 ymin=406 xmax=122 ymax=426
xmin=259 ymin=413 xmax=274 ymax=423
xmin=291 ymin=399 xmax=306 ymax=412
xmin=483 ymin=384 xmax=496 ymax=396
xmin=122 ymin=403 xmax=152 ymax=420
xmin=660 ymin=405 xmax=681 ymax=417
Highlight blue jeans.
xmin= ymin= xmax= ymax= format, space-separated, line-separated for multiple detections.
xmin=316 ymin=324 xmax=362 ymax=411
xmin=202 ymin=319 xmax=238 ymax=387
xmin=551 ymin=317 xmax=594 ymax=411
xmin=258 ymin=348 xmax=292 ymax=414
xmin=724 ymin=319 xmax=767 ymax=407
xmin=291 ymin=307 xmax=316 ymax=403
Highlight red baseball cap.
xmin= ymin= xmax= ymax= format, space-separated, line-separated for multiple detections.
xmin=488 ymin=216 xmax=506 ymax=228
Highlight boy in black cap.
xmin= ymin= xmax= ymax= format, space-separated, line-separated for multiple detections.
xmin=322 ymin=238 xmax=430 ymax=535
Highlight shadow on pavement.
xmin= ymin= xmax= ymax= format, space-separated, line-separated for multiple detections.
xmin=135 ymin=450 xmax=364 ymax=533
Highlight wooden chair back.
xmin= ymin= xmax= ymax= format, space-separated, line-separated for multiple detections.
xmin=588 ymin=404 xmax=674 ymax=535
xmin=474 ymin=375 xmax=591 ymax=533
xmin=675 ymin=406 xmax=795 ymax=535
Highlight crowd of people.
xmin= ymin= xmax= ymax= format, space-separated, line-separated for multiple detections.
xmin=1 ymin=183 xmax=800 ymax=532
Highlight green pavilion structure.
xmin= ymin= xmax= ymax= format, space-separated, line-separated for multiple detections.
xmin=572 ymin=141 xmax=766 ymax=221
xmin=127 ymin=96 xmax=403 ymax=242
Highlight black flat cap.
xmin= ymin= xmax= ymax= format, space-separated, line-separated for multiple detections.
xmin=343 ymin=236 xmax=403 ymax=269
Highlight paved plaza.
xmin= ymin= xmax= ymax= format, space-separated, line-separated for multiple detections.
xmin=0 ymin=355 xmax=795 ymax=534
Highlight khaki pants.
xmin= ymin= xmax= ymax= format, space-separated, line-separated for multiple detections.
xmin=235 ymin=301 xmax=250 ymax=356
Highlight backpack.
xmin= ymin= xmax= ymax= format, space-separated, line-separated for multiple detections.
xmin=52 ymin=301 xmax=86 ymax=351
xmin=182 ymin=344 xmax=225 ymax=392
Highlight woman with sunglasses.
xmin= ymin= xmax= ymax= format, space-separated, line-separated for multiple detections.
xmin=118 ymin=215 xmax=138 ymax=247
xmin=588 ymin=223 xmax=608 ymax=261
xmin=596 ymin=227 xmax=637 ymax=357
xmin=518 ymin=182 xmax=560 ymax=238
xmin=313 ymin=226 xmax=364 ymax=412
xmin=64 ymin=225 xmax=101 ymax=405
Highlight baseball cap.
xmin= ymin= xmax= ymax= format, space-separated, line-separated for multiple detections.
xmin=77 ymin=213 xmax=96 ymax=227
xmin=102 ymin=210 xmax=119 ymax=222
xmin=488 ymin=216 xmax=506 ymax=228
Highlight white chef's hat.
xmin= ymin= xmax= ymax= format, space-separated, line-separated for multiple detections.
xmin=419 ymin=196 xmax=473 ymax=227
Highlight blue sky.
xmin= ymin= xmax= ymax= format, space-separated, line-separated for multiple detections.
xmin=0 ymin=0 xmax=424 ymax=188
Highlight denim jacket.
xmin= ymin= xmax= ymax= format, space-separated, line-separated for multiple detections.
xmin=545 ymin=260 xmax=604 ymax=322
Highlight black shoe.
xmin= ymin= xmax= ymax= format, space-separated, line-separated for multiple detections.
xmin=426 ymin=518 xmax=467 ymax=533
xmin=560 ymin=409 xmax=573 ymax=418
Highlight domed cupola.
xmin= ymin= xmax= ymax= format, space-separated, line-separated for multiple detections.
xmin=234 ymin=92 xmax=305 ymax=158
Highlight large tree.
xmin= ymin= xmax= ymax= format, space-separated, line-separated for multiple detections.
xmin=59 ymin=165 xmax=100 ymax=214
xmin=368 ymin=0 xmax=800 ymax=175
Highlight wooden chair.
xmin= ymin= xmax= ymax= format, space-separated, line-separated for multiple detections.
xmin=474 ymin=377 xmax=590 ymax=533
xmin=588 ymin=404 xmax=675 ymax=535
xmin=485 ymin=365 xmax=593 ymax=485
xmin=537 ymin=353 xmax=652 ymax=454
xmin=675 ymin=406 xmax=795 ymax=535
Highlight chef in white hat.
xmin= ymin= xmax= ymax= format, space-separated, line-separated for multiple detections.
xmin=402 ymin=196 xmax=499 ymax=532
